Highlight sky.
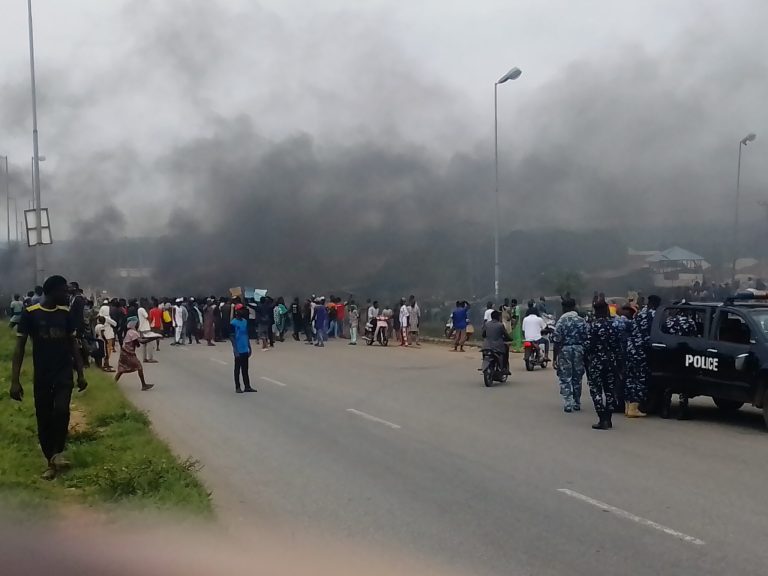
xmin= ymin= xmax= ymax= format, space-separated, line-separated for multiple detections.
xmin=0 ymin=0 xmax=766 ymax=246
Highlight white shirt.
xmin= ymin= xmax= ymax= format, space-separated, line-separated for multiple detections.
xmin=98 ymin=304 xmax=111 ymax=320
xmin=138 ymin=307 xmax=151 ymax=332
xmin=368 ymin=306 xmax=379 ymax=320
xmin=522 ymin=314 xmax=546 ymax=341
xmin=399 ymin=305 xmax=409 ymax=326
xmin=483 ymin=308 xmax=494 ymax=323
xmin=174 ymin=305 xmax=184 ymax=325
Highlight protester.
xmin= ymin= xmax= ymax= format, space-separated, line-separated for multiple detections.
xmin=274 ymin=297 xmax=288 ymax=342
xmin=483 ymin=301 xmax=494 ymax=325
xmin=302 ymin=298 xmax=314 ymax=343
xmin=138 ymin=298 xmax=158 ymax=364
xmin=149 ymin=298 xmax=163 ymax=351
xmin=230 ymin=304 xmax=256 ymax=394
xmin=171 ymin=298 xmax=186 ymax=345
xmin=408 ymin=295 xmax=420 ymax=346
xmin=327 ymin=298 xmax=338 ymax=339
xmin=9 ymin=294 xmax=24 ymax=329
xmin=93 ymin=317 xmax=112 ymax=371
xmin=451 ymin=300 xmax=468 ymax=352
xmin=398 ymin=298 xmax=410 ymax=347
xmin=290 ymin=297 xmax=303 ymax=341
xmin=257 ymin=297 xmax=272 ymax=351
xmin=313 ymin=298 xmax=328 ymax=347
xmin=348 ymin=301 xmax=360 ymax=345
xmin=10 ymin=275 xmax=88 ymax=480
xmin=30 ymin=285 xmax=43 ymax=305
xmin=115 ymin=319 xmax=154 ymax=391
xmin=203 ymin=298 xmax=216 ymax=346
xmin=509 ymin=299 xmax=523 ymax=352
xmin=522 ymin=307 xmax=550 ymax=361
xmin=186 ymin=298 xmax=201 ymax=344
xmin=335 ymin=298 xmax=345 ymax=338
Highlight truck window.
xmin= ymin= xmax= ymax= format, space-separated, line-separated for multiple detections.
xmin=659 ymin=307 xmax=705 ymax=337
xmin=715 ymin=311 xmax=751 ymax=345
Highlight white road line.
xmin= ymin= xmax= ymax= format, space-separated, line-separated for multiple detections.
xmin=260 ymin=376 xmax=287 ymax=387
xmin=346 ymin=409 xmax=401 ymax=430
xmin=557 ymin=489 xmax=705 ymax=546
xmin=209 ymin=358 xmax=228 ymax=365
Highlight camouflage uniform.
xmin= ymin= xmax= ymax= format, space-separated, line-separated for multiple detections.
xmin=585 ymin=317 xmax=620 ymax=413
xmin=625 ymin=306 xmax=656 ymax=404
xmin=611 ymin=315 xmax=633 ymax=409
xmin=661 ymin=314 xmax=698 ymax=417
xmin=552 ymin=311 xmax=588 ymax=411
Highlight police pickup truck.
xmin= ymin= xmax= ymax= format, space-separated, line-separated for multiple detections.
xmin=649 ymin=294 xmax=768 ymax=428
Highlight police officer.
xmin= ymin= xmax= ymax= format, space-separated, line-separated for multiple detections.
xmin=660 ymin=309 xmax=698 ymax=420
xmin=552 ymin=298 xmax=588 ymax=412
xmin=625 ymin=294 xmax=661 ymax=417
xmin=585 ymin=300 xmax=620 ymax=430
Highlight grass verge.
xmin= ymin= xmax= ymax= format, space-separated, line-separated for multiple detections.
xmin=0 ymin=326 xmax=211 ymax=515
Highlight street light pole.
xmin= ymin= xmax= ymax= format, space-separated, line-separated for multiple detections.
xmin=732 ymin=132 xmax=757 ymax=282
xmin=493 ymin=66 xmax=522 ymax=302
xmin=27 ymin=0 xmax=44 ymax=283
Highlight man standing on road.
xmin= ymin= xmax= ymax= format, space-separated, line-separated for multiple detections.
xmin=290 ymin=297 xmax=303 ymax=341
xmin=348 ymin=301 xmax=360 ymax=345
xmin=399 ymin=298 xmax=410 ymax=347
xmin=584 ymin=300 xmax=620 ymax=430
xmin=625 ymin=294 xmax=661 ymax=418
xmin=313 ymin=297 xmax=328 ymax=347
xmin=172 ymin=298 xmax=186 ymax=346
xmin=138 ymin=298 xmax=158 ymax=364
xmin=10 ymin=275 xmax=88 ymax=480
xmin=451 ymin=301 xmax=468 ymax=352
xmin=230 ymin=304 xmax=256 ymax=394
xmin=408 ymin=295 xmax=420 ymax=346
xmin=552 ymin=298 xmax=587 ymax=413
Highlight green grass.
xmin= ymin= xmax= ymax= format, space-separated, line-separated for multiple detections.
xmin=0 ymin=326 xmax=212 ymax=516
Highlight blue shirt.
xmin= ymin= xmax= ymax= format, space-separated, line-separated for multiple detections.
xmin=451 ymin=307 xmax=468 ymax=330
xmin=230 ymin=318 xmax=250 ymax=354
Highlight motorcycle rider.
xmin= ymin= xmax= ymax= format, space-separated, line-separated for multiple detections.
xmin=522 ymin=305 xmax=550 ymax=360
xmin=482 ymin=310 xmax=512 ymax=375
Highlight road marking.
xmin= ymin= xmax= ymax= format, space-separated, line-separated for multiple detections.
xmin=557 ymin=489 xmax=705 ymax=546
xmin=260 ymin=376 xmax=287 ymax=387
xmin=209 ymin=358 xmax=228 ymax=365
xmin=346 ymin=409 xmax=401 ymax=430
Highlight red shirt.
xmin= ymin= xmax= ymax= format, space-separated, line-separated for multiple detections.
xmin=149 ymin=307 xmax=163 ymax=329
xmin=336 ymin=303 xmax=345 ymax=321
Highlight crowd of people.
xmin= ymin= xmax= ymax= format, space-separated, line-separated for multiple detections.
xmin=5 ymin=271 xmax=709 ymax=479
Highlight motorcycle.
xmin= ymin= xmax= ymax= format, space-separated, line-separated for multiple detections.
xmin=523 ymin=324 xmax=552 ymax=371
xmin=523 ymin=340 xmax=549 ymax=371
xmin=479 ymin=348 xmax=508 ymax=387
xmin=364 ymin=315 xmax=390 ymax=346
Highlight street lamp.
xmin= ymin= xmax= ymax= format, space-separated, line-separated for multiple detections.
xmin=732 ymin=132 xmax=757 ymax=281
xmin=493 ymin=66 xmax=522 ymax=301
xmin=27 ymin=0 xmax=45 ymax=283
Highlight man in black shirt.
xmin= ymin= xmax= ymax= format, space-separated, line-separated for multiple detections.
xmin=290 ymin=297 xmax=303 ymax=341
xmin=11 ymin=275 xmax=87 ymax=480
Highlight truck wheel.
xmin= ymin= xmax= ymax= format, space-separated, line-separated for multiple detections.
xmin=713 ymin=398 xmax=744 ymax=413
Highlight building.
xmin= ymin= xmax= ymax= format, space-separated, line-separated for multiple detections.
xmin=646 ymin=246 xmax=708 ymax=288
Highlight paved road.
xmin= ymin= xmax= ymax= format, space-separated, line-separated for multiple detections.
xmin=118 ymin=337 xmax=768 ymax=576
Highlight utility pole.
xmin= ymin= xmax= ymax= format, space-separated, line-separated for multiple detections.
xmin=27 ymin=0 xmax=44 ymax=283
